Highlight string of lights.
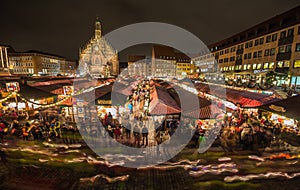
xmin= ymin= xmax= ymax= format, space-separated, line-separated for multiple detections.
xmin=0 ymin=92 xmax=71 ymax=108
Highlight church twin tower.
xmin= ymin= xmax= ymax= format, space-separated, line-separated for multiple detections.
xmin=79 ymin=19 xmax=119 ymax=78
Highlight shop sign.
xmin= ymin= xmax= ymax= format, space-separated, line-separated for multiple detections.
xmin=6 ymin=82 xmax=20 ymax=92
xmin=97 ymin=99 xmax=112 ymax=105
xmin=269 ymin=104 xmax=286 ymax=112
xmin=254 ymin=69 xmax=268 ymax=74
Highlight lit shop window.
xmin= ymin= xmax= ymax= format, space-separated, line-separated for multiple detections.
xmin=269 ymin=62 xmax=274 ymax=69
xmin=277 ymin=61 xmax=284 ymax=68
xmin=264 ymin=63 xmax=269 ymax=69
xmin=253 ymin=64 xmax=257 ymax=70
xmin=257 ymin=63 xmax=262 ymax=69
xmin=284 ymin=61 xmax=290 ymax=68
xmin=294 ymin=60 xmax=300 ymax=68
xmin=247 ymin=64 xmax=251 ymax=70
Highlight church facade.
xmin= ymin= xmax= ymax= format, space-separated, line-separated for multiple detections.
xmin=79 ymin=19 xmax=119 ymax=78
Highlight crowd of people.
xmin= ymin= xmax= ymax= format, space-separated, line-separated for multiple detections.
xmin=0 ymin=79 xmax=298 ymax=154
xmin=0 ymin=107 xmax=80 ymax=145
xmin=192 ymin=108 xmax=296 ymax=152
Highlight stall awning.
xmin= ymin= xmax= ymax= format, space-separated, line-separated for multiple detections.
xmin=149 ymin=86 xmax=181 ymax=115
xmin=258 ymin=95 xmax=300 ymax=121
xmin=183 ymin=104 xmax=223 ymax=119
xmin=201 ymin=83 xmax=280 ymax=108
xmin=19 ymin=84 xmax=56 ymax=99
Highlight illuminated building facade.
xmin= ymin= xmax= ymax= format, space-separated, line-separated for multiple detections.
xmin=193 ymin=5 xmax=300 ymax=88
xmin=8 ymin=50 xmax=76 ymax=76
xmin=79 ymin=19 xmax=119 ymax=78
xmin=128 ymin=55 xmax=151 ymax=77
xmin=151 ymin=45 xmax=177 ymax=77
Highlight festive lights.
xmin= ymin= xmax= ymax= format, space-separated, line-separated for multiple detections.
xmin=0 ymin=92 xmax=71 ymax=109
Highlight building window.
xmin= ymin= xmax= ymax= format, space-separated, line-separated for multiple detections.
xmin=278 ymin=46 xmax=285 ymax=53
xmin=298 ymin=26 xmax=300 ymax=35
xmin=280 ymin=31 xmax=286 ymax=38
xmin=224 ymin=58 xmax=228 ymax=62
xmin=245 ymin=42 xmax=248 ymax=48
xmin=259 ymin=38 xmax=264 ymax=45
xmin=255 ymin=39 xmax=259 ymax=46
xmin=253 ymin=52 xmax=257 ymax=58
xmin=247 ymin=53 xmax=252 ymax=59
xmin=257 ymin=63 xmax=262 ymax=69
xmin=265 ymin=49 xmax=270 ymax=56
xmin=244 ymin=54 xmax=247 ymax=59
xmin=249 ymin=41 xmax=253 ymax=47
xmin=253 ymin=64 xmax=257 ymax=70
xmin=220 ymin=51 xmax=224 ymax=55
xmin=269 ymin=62 xmax=274 ymax=69
xmin=270 ymin=48 xmax=275 ymax=55
xmin=277 ymin=61 xmax=284 ymax=68
xmin=272 ymin=33 xmax=277 ymax=41
xmin=284 ymin=60 xmax=290 ymax=68
xmin=258 ymin=50 xmax=262 ymax=57
xmin=287 ymin=28 xmax=294 ymax=36
xmin=294 ymin=60 xmax=300 ymax=68
xmin=219 ymin=59 xmax=223 ymax=63
xmin=295 ymin=43 xmax=300 ymax=52
xmin=243 ymin=65 xmax=247 ymax=70
xmin=286 ymin=44 xmax=292 ymax=52
xmin=264 ymin=62 xmax=269 ymax=69
xmin=247 ymin=64 xmax=251 ymax=70
xmin=266 ymin=35 xmax=271 ymax=43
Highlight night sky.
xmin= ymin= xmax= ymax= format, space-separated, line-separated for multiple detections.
xmin=1 ymin=0 xmax=299 ymax=61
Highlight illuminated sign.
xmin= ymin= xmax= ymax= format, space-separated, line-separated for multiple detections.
xmin=97 ymin=99 xmax=112 ymax=105
xmin=253 ymin=69 xmax=268 ymax=74
xmin=6 ymin=82 xmax=20 ymax=92
xmin=269 ymin=104 xmax=286 ymax=113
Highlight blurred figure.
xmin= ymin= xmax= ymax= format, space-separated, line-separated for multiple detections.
xmin=22 ymin=125 xmax=29 ymax=141
xmin=141 ymin=125 xmax=148 ymax=146
xmin=61 ymin=124 xmax=68 ymax=144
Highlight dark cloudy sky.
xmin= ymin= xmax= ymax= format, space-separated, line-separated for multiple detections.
xmin=1 ymin=0 xmax=299 ymax=61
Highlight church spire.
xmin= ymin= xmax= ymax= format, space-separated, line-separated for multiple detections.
xmin=95 ymin=17 xmax=101 ymax=39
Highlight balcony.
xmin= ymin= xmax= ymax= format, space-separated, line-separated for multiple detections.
xmin=276 ymin=52 xmax=291 ymax=61
xmin=278 ymin=35 xmax=294 ymax=46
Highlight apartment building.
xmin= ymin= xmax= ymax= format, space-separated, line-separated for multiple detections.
xmin=193 ymin=5 xmax=300 ymax=88
xmin=128 ymin=55 xmax=151 ymax=77
xmin=9 ymin=50 xmax=76 ymax=76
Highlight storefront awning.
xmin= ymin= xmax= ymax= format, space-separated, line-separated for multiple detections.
xmin=258 ymin=94 xmax=300 ymax=121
